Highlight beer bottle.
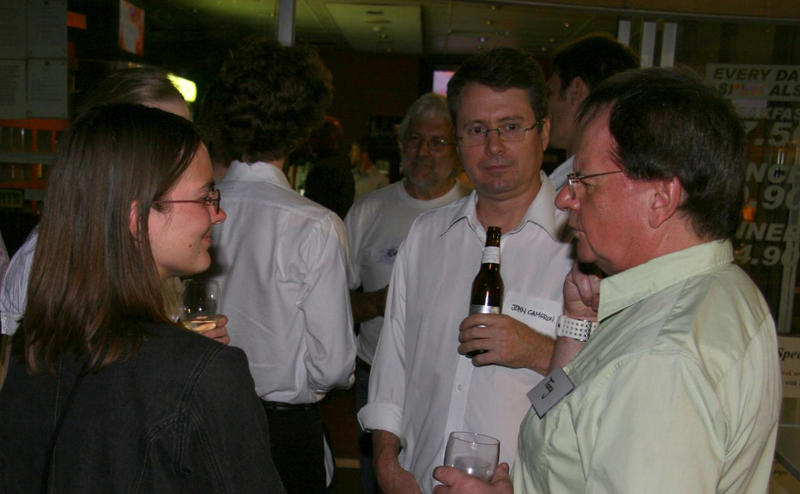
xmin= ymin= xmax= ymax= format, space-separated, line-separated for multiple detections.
xmin=467 ymin=226 xmax=504 ymax=358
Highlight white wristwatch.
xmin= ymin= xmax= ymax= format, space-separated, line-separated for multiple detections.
xmin=556 ymin=315 xmax=598 ymax=342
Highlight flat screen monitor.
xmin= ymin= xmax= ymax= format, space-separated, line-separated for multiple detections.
xmin=432 ymin=70 xmax=455 ymax=96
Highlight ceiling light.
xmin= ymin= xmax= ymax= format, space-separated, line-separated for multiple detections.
xmin=486 ymin=20 xmax=493 ymax=26
xmin=564 ymin=23 xmax=570 ymax=28
xmin=367 ymin=20 xmax=391 ymax=24
xmin=366 ymin=10 xmax=384 ymax=15
xmin=549 ymin=38 xmax=554 ymax=43
xmin=380 ymin=33 xmax=389 ymax=39
xmin=167 ymin=74 xmax=196 ymax=103
xmin=480 ymin=36 xmax=487 ymax=43
xmin=373 ymin=26 xmax=383 ymax=32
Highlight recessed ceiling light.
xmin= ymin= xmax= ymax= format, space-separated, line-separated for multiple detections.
xmin=486 ymin=20 xmax=494 ymax=26
xmin=480 ymin=36 xmax=487 ymax=43
xmin=367 ymin=19 xmax=391 ymax=25
xmin=549 ymin=38 xmax=555 ymax=43
xmin=541 ymin=47 xmax=547 ymax=51
xmin=564 ymin=23 xmax=570 ymax=28
xmin=373 ymin=26 xmax=383 ymax=32
xmin=380 ymin=33 xmax=389 ymax=39
xmin=366 ymin=11 xmax=384 ymax=15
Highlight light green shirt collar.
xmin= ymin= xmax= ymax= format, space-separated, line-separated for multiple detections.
xmin=598 ymin=240 xmax=734 ymax=322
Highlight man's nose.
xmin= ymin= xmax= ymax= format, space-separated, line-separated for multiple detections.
xmin=554 ymin=184 xmax=577 ymax=211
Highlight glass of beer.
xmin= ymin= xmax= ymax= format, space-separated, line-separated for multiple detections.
xmin=443 ymin=431 xmax=500 ymax=482
xmin=180 ymin=280 xmax=222 ymax=332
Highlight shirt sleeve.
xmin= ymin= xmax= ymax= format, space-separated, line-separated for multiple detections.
xmin=357 ymin=230 xmax=409 ymax=438
xmin=583 ymin=354 xmax=726 ymax=494
xmin=343 ymin=204 xmax=362 ymax=291
xmin=1 ymin=228 xmax=38 ymax=335
xmin=0 ymin=230 xmax=9 ymax=281
xmin=297 ymin=213 xmax=356 ymax=393
xmin=186 ymin=345 xmax=286 ymax=493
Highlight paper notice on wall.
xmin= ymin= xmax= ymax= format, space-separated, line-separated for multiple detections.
xmin=708 ymin=64 xmax=800 ymax=102
xmin=27 ymin=59 xmax=67 ymax=118
xmin=780 ymin=336 xmax=800 ymax=399
xmin=0 ymin=60 xmax=26 ymax=119
xmin=0 ymin=0 xmax=26 ymax=59
xmin=27 ymin=0 xmax=66 ymax=59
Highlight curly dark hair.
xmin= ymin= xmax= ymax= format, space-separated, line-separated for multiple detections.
xmin=218 ymin=37 xmax=333 ymax=162
xmin=447 ymin=47 xmax=547 ymax=132
xmin=579 ymin=68 xmax=746 ymax=240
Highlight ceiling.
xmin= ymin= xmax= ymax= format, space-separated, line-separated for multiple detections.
xmin=155 ymin=0 xmax=626 ymax=56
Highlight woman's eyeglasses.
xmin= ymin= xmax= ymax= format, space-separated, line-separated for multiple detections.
xmin=153 ymin=189 xmax=221 ymax=214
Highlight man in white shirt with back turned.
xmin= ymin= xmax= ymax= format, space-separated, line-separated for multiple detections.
xmin=359 ymin=47 xmax=573 ymax=494
xmin=210 ymin=38 xmax=355 ymax=494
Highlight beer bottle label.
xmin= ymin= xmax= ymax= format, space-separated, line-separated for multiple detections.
xmin=480 ymin=246 xmax=500 ymax=265
xmin=469 ymin=304 xmax=500 ymax=315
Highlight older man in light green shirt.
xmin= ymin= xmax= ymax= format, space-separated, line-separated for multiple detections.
xmin=515 ymin=240 xmax=779 ymax=493
xmin=433 ymin=68 xmax=781 ymax=494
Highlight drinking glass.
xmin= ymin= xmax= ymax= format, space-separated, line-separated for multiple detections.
xmin=443 ymin=431 xmax=500 ymax=482
xmin=181 ymin=280 xmax=222 ymax=332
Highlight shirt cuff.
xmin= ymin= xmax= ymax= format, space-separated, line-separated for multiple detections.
xmin=357 ymin=402 xmax=404 ymax=438
xmin=1 ymin=312 xmax=22 ymax=335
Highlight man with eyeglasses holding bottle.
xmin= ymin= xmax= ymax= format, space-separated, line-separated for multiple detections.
xmin=359 ymin=48 xmax=574 ymax=494
xmin=345 ymin=92 xmax=471 ymax=494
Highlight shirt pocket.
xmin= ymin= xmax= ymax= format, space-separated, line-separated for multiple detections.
xmin=502 ymin=291 xmax=562 ymax=338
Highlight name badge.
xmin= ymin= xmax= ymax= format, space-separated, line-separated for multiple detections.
xmin=527 ymin=367 xmax=574 ymax=418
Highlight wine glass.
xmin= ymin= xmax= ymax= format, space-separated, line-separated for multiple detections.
xmin=443 ymin=431 xmax=500 ymax=482
xmin=181 ymin=279 xmax=222 ymax=332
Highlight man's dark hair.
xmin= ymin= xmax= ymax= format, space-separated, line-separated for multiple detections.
xmin=551 ymin=33 xmax=639 ymax=93
xmin=447 ymin=47 xmax=547 ymax=131
xmin=579 ymin=67 xmax=746 ymax=240
xmin=356 ymin=135 xmax=382 ymax=161
xmin=218 ymin=37 xmax=333 ymax=162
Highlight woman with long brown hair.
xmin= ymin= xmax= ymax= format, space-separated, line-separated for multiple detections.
xmin=0 ymin=104 xmax=284 ymax=493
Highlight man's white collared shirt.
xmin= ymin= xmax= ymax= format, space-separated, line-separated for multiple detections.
xmin=358 ymin=172 xmax=573 ymax=493
xmin=0 ymin=227 xmax=38 ymax=335
xmin=211 ymin=160 xmax=355 ymax=404
xmin=548 ymin=155 xmax=573 ymax=192
xmin=344 ymin=180 xmax=471 ymax=365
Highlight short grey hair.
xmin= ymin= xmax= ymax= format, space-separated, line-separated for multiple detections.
xmin=398 ymin=93 xmax=453 ymax=145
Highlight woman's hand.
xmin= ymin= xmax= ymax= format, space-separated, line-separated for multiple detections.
xmin=199 ymin=315 xmax=231 ymax=345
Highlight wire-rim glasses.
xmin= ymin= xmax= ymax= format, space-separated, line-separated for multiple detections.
xmin=565 ymin=171 xmax=623 ymax=199
xmin=153 ymin=188 xmax=221 ymax=213
xmin=457 ymin=122 xmax=538 ymax=147
xmin=405 ymin=133 xmax=455 ymax=153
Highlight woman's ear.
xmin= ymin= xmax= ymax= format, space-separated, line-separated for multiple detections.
xmin=129 ymin=200 xmax=141 ymax=237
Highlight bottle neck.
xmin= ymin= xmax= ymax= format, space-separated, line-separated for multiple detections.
xmin=481 ymin=246 xmax=500 ymax=266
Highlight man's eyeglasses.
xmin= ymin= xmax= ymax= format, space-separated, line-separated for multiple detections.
xmin=153 ymin=189 xmax=221 ymax=214
xmin=456 ymin=122 xmax=538 ymax=147
xmin=565 ymin=171 xmax=623 ymax=199
xmin=405 ymin=134 xmax=454 ymax=153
